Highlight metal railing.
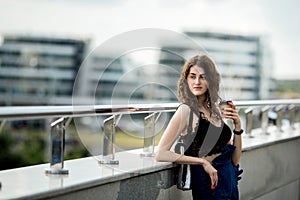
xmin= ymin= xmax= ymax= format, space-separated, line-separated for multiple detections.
xmin=0 ymin=99 xmax=300 ymax=174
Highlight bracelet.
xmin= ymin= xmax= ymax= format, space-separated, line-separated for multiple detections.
xmin=233 ymin=129 xmax=244 ymax=135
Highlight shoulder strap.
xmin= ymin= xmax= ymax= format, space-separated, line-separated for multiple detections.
xmin=198 ymin=121 xmax=224 ymax=157
xmin=176 ymin=103 xmax=184 ymax=111
xmin=187 ymin=109 xmax=193 ymax=134
xmin=176 ymin=107 xmax=197 ymax=154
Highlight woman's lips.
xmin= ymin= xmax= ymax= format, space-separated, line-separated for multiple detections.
xmin=193 ymin=87 xmax=202 ymax=90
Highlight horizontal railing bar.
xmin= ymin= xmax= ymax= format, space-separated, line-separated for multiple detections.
xmin=0 ymin=103 xmax=179 ymax=120
xmin=0 ymin=99 xmax=300 ymax=120
xmin=234 ymin=99 xmax=300 ymax=108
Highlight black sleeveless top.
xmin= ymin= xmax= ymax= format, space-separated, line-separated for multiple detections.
xmin=185 ymin=112 xmax=232 ymax=157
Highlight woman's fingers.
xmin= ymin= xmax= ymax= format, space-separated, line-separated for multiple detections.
xmin=210 ymin=170 xmax=218 ymax=190
xmin=203 ymin=162 xmax=218 ymax=190
xmin=227 ymin=101 xmax=236 ymax=109
xmin=221 ymin=107 xmax=241 ymax=126
xmin=222 ymin=107 xmax=238 ymax=118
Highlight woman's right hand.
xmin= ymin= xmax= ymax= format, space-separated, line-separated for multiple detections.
xmin=202 ymin=160 xmax=218 ymax=190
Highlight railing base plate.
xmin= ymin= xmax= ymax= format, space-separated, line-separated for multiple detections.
xmin=98 ymin=160 xmax=119 ymax=165
xmin=140 ymin=152 xmax=155 ymax=157
xmin=45 ymin=168 xmax=69 ymax=175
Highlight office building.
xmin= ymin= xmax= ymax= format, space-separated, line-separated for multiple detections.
xmin=158 ymin=31 xmax=274 ymax=100
xmin=0 ymin=34 xmax=87 ymax=105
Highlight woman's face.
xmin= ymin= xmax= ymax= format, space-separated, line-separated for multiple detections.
xmin=187 ymin=65 xmax=208 ymax=97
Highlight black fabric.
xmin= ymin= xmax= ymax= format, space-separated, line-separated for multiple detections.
xmin=174 ymin=109 xmax=194 ymax=191
xmin=191 ymin=144 xmax=240 ymax=200
xmin=185 ymin=112 xmax=232 ymax=157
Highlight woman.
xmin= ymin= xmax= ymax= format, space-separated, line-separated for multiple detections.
xmin=155 ymin=55 xmax=243 ymax=199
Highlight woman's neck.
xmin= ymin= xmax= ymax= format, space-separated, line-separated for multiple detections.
xmin=197 ymin=94 xmax=212 ymax=117
xmin=197 ymin=95 xmax=207 ymax=108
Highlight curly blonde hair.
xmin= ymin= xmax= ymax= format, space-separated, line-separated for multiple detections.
xmin=177 ymin=54 xmax=221 ymax=118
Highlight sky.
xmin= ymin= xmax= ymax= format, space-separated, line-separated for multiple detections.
xmin=0 ymin=0 xmax=299 ymax=79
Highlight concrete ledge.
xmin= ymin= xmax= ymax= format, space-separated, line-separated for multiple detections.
xmin=0 ymin=125 xmax=299 ymax=200
xmin=0 ymin=150 xmax=175 ymax=200
xmin=239 ymin=135 xmax=300 ymax=199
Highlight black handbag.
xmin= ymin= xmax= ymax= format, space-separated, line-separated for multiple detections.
xmin=174 ymin=110 xmax=194 ymax=191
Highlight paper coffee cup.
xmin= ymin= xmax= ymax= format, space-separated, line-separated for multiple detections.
xmin=219 ymin=100 xmax=234 ymax=128
xmin=219 ymin=100 xmax=232 ymax=110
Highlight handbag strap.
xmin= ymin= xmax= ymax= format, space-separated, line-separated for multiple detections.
xmin=179 ymin=109 xmax=194 ymax=141
xmin=177 ymin=109 xmax=194 ymax=153
xmin=187 ymin=109 xmax=194 ymax=134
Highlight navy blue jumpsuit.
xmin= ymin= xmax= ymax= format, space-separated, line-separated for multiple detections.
xmin=184 ymin=112 xmax=241 ymax=200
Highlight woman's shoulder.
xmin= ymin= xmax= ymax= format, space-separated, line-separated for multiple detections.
xmin=177 ymin=103 xmax=191 ymax=113
xmin=175 ymin=104 xmax=193 ymax=119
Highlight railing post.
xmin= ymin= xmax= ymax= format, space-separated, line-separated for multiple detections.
xmin=141 ymin=112 xmax=157 ymax=157
xmin=288 ymin=105 xmax=296 ymax=130
xmin=261 ymin=106 xmax=270 ymax=135
xmin=0 ymin=120 xmax=6 ymax=133
xmin=99 ymin=115 xmax=119 ymax=164
xmin=296 ymin=106 xmax=300 ymax=124
xmin=275 ymin=105 xmax=284 ymax=132
xmin=245 ymin=107 xmax=254 ymax=138
xmin=45 ymin=117 xmax=69 ymax=175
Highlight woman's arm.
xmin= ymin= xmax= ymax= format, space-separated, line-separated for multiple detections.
xmin=222 ymin=102 xmax=242 ymax=166
xmin=155 ymin=104 xmax=208 ymax=164
xmin=232 ymin=134 xmax=242 ymax=166
xmin=155 ymin=104 xmax=219 ymax=188
xmin=155 ymin=104 xmax=190 ymax=162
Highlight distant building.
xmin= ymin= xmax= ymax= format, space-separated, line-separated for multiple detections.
xmin=0 ymin=31 xmax=274 ymax=106
xmin=73 ymin=50 xmax=165 ymax=105
xmin=73 ymin=52 xmax=141 ymax=105
xmin=158 ymin=31 xmax=274 ymax=100
xmin=0 ymin=34 xmax=88 ymax=105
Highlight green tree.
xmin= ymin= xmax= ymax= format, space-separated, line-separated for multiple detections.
xmin=0 ymin=131 xmax=24 ymax=170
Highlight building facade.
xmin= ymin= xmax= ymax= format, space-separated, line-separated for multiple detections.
xmin=158 ymin=31 xmax=274 ymax=100
xmin=0 ymin=34 xmax=87 ymax=105
xmin=0 ymin=31 xmax=274 ymax=106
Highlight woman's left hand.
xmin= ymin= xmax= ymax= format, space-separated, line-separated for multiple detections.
xmin=221 ymin=102 xmax=242 ymax=130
